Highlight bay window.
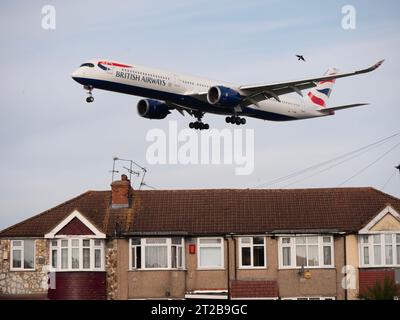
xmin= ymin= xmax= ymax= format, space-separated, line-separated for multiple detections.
xmin=360 ymin=233 xmax=400 ymax=267
xmin=239 ymin=237 xmax=266 ymax=268
xmin=130 ymin=237 xmax=184 ymax=270
xmin=50 ymin=238 xmax=104 ymax=271
xmin=279 ymin=235 xmax=334 ymax=268
xmin=11 ymin=240 xmax=35 ymax=271
xmin=198 ymin=237 xmax=224 ymax=269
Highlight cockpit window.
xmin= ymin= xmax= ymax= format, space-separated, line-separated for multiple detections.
xmin=80 ymin=63 xmax=95 ymax=68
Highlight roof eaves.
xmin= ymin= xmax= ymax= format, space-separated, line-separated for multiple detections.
xmin=0 ymin=190 xmax=97 ymax=237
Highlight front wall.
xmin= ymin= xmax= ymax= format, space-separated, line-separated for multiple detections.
xmin=278 ymin=269 xmax=338 ymax=297
xmin=235 ymin=237 xmax=278 ymax=281
xmin=278 ymin=236 xmax=345 ymax=299
xmin=345 ymin=234 xmax=360 ymax=300
xmin=113 ymin=237 xmax=348 ymax=299
xmin=0 ymin=239 xmax=48 ymax=295
xmin=128 ymin=270 xmax=186 ymax=298
xmin=48 ymin=272 xmax=106 ymax=300
xmin=185 ymin=239 xmax=228 ymax=292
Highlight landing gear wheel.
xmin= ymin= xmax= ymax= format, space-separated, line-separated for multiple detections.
xmin=204 ymin=124 xmax=209 ymax=130
xmin=189 ymin=122 xmax=194 ymax=129
xmin=86 ymin=96 xmax=94 ymax=103
xmin=226 ymin=116 xmax=246 ymax=126
xmin=194 ymin=122 xmax=200 ymax=130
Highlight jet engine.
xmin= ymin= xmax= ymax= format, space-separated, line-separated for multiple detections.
xmin=137 ymin=99 xmax=170 ymax=119
xmin=207 ymin=86 xmax=242 ymax=107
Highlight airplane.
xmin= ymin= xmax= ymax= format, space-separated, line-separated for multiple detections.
xmin=71 ymin=59 xmax=384 ymax=130
xmin=296 ymin=55 xmax=306 ymax=62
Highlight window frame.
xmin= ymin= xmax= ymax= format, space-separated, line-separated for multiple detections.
xmin=238 ymin=236 xmax=267 ymax=269
xmin=10 ymin=239 xmax=36 ymax=271
xmin=50 ymin=238 xmax=105 ymax=272
xmin=197 ymin=237 xmax=225 ymax=270
xmin=129 ymin=237 xmax=185 ymax=271
xmin=281 ymin=296 xmax=336 ymax=300
xmin=359 ymin=233 xmax=400 ymax=268
xmin=278 ymin=235 xmax=335 ymax=269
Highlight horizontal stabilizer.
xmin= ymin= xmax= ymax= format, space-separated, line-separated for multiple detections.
xmin=319 ymin=103 xmax=369 ymax=113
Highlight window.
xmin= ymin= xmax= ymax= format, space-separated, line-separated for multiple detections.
xmin=130 ymin=238 xmax=184 ymax=270
xmin=11 ymin=240 xmax=35 ymax=271
xmin=198 ymin=238 xmax=224 ymax=269
xmin=50 ymin=239 xmax=104 ymax=271
xmin=79 ymin=63 xmax=94 ymax=68
xmin=239 ymin=237 xmax=266 ymax=268
xmin=360 ymin=233 xmax=400 ymax=267
xmin=279 ymin=236 xmax=334 ymax=268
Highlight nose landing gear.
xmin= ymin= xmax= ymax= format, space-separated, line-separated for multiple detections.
xmin=225 ymin=116 xmax=246 ymax=125
xmin=84 ymin=85 xmax=94 ymax=103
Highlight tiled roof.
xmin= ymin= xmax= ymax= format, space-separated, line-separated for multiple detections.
xmin=0 ymin=187 xmax=399 ymax=238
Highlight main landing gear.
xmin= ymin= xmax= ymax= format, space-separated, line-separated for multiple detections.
xmin=84 ymin=85 xmax=94 ymax=103
xmin=189 ymin=112 xmax=210 ymax=130
xmin=189 ymin=121 xmax=209 ymax=130
xmin=225 ymin=116 xmax=246 ymax=125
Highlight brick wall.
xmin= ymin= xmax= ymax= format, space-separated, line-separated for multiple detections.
xmin=231 ymin=280 xmax=278 ymax=298
xmin=359 ymin=268 xmax=395 ymax=295
xmin=48 ymin=272 xmax=106 ymax=300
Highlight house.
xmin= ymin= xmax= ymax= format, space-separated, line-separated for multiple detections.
xmin=1 ymin=174 xmax=400 ymax=300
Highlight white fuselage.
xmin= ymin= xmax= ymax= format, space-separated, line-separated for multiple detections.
xmin=72 ymin=59 xmax=327 ymax=121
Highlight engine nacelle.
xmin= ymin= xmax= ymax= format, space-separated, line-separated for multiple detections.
xmin=207 ymin=86 xmax=241 ymax=107
xmin=137 ymin=99 xmax=170 ymax=119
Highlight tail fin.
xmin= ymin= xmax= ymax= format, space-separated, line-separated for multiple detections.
xmin=306 ymin=67 xmax=339 ymax=108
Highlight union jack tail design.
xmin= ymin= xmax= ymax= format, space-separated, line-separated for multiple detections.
xmin=306 ymin=67 xmax=339 ymax=108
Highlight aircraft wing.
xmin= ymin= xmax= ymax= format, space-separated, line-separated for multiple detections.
xmin=318 ymin=103 xmax=369 ymax=113
xmin=238 ymin=60 xmax=384 ymax=106
xmin=165 ymin=101 xmax=195 ymax=116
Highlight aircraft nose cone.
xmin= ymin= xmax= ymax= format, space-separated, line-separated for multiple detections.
xmin=71 ymin=69 xmax=80 ymax=81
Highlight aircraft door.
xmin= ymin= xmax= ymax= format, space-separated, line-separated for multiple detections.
xmin=173 ymin=74 xmax=181 ymax=87
xmin=107 ymin=64 xmax=115 ymax=75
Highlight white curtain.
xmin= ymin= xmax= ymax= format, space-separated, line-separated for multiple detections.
xmin=145 ymin=246 xmax=167 ymax=268
xmin=200 ymin=247 xmax=221 ymax=267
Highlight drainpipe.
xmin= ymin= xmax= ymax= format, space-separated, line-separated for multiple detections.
xmin=226 ymin=236 xmax=231 ymax=300
xmin=344 ymin=235 xmax=348 ymax=300
xmin=226 ymin=234 xmax=236 ymax=300
xmin=233 ymin=236 xmax=237 ymax=281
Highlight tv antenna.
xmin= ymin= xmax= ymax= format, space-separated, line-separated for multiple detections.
xmin=111 ymin=157 xmax=149 ymax=190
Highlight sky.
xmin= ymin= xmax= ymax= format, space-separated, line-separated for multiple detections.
xmin=0 ymin=0 xmax=399 ymax=230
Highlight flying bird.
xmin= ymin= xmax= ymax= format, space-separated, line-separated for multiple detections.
xmin=296 ymin=55 xmax=306 ymax=62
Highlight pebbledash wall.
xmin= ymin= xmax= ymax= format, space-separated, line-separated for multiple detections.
xmin=0 ymin=239 xmax=48 ymax=295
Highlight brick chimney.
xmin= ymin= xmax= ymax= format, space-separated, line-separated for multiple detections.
xmin=111 ymin=174 xmax=132 ymax=209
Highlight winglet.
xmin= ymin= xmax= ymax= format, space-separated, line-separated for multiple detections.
xmin=372 ymin=59 xmax=385 ymax=70
xmin=355 ymin=59 xmax=385 ymax=75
